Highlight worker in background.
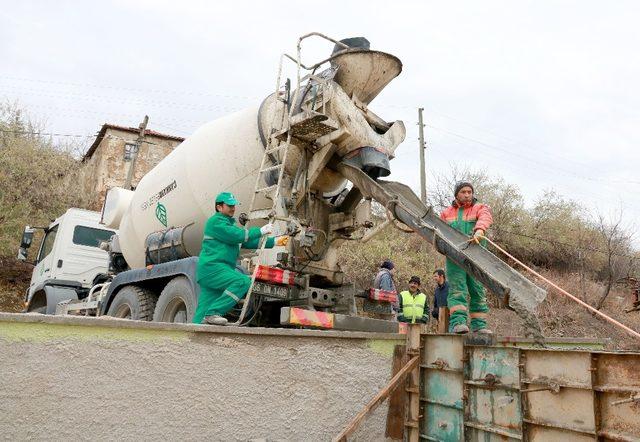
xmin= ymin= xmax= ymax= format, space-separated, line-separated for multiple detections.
xmin=440 ymin=181 xmax=493 ymax=334
xmin=374 ymin=260 xmax=398 ymax=315
xmin=374 ymin=260 xmax=396 ymax=292
xmin=432 ymin=269 xmax=449 ymax=333
xmin=193 ymin=192 xmax=289 ymax=325
xmin=398 ymin=276 xmax=428 ymax=324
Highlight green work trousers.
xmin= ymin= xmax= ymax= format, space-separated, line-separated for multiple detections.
xmin=192 ymin=264 xmax=251 ymax=324
xmin=446 ymin=258 xmax=488 ymax=331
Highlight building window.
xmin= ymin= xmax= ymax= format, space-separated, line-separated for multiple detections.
xmin=123 ymin=142 xmax=138 ymax=161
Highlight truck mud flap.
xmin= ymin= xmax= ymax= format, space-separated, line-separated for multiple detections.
xmin=337 ymin=163 xmax=547 ymax=338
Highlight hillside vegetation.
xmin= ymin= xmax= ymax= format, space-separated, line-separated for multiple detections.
xmin=0 ymin=103 xmax=88 ymax=257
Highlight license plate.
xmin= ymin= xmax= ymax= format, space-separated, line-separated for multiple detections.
xmin=252 ymin=281 xmax=291 ymax=299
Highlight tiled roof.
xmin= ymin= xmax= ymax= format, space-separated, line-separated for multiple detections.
xmin=83 ymin=123 xmax=185 ymax=160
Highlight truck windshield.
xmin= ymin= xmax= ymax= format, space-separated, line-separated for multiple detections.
xmin=72 ymin=226 xmax=115 ymax=248
xmin=38 ymin=225 xmax=58 ymax=262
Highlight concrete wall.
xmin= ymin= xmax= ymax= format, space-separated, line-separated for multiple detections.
xmin=0 ymin=314 xmax=404 ymax=441
xmin=80 ymin=129 xmax=182 ymax=210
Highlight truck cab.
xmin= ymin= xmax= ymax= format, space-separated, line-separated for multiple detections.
xmin=19 ymin=208 xmax=115 ymax=313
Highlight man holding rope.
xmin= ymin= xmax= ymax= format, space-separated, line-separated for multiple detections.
xmin=440 ymin=181 xmax=493 ymax=334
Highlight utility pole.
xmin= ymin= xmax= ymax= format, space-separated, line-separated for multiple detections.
xmin=124 ymin=115 xmax=149 ymax=190
xmin=418 ymin=107 xmax=426 ymax=204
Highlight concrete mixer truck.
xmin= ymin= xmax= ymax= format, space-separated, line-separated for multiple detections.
xmin=18 ymin=33 xmax=547 ymax=335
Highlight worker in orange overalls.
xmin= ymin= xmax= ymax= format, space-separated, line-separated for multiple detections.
xmin=440 ymin=182 xmax=493 ymax=334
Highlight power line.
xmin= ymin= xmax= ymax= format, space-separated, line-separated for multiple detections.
xmin=0 ymin=85 xmax=247 ymax=112
xmin=0 ymin=128 xmax=94 ymax=138
xmin=427 ymin=124 xmax=640 ymax=186
xmin=492 ymin=227 xmax=638 ymax=259
xmin=399 ymin=132 xmax=623 ymax=206
xmin=0 ymin=128 xmax=165 ymax=146
xmin=0 ymin=75 xmax=260 ymax=101
xmin=0 ymin=97 xmax=241 ymax=124
xmin=422 ymin=106 xmax=594 ymax=169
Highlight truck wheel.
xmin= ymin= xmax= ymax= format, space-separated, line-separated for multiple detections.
xmin=107 ymin=285 xmax=156 ymax=321
xmin=153 ymin=277 xmax=196 ymax=323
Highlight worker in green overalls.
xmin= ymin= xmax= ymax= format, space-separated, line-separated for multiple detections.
xmin=439 ymin=181 xmax=493 ymax=334
xmin=193 ymin=192 xmax=289 ymax=325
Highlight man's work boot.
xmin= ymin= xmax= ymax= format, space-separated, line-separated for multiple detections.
xmin=204 ymin=315 xmax=228 ymax=326
xmin=452 ymin=324 xmax=469 ymax=334
xmin=473 ymin=328 xmax=493 ymax=334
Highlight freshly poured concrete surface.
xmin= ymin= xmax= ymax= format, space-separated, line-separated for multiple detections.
xmin=0 ymin=313 xmax=403 ymax=441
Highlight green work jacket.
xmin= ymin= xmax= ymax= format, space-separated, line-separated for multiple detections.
xmin=197 ymin=212 xmax=274 ymax=279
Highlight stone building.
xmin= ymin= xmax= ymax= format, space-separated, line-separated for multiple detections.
xmin=81 ymin=124 xmax=184 ymax=211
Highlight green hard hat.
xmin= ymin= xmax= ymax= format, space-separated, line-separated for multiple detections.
xmin=215 ymin=192 xmax=239 ymax=206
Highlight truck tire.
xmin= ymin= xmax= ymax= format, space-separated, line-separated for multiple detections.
xmin=107 ymin=285 xmax=156 ymax=321
xmin=153 ymin=276 xmax=196 ymax=323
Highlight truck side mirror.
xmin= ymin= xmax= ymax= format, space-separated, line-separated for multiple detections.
xmin=17 ymin=226 xmax=35 ymax=262
xmin=17 ymin=247 xmax=29 ymax=262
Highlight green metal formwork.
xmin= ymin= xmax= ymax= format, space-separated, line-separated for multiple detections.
xmin=464 ymin=346 xmax=522 ymax=441
xmin=420 ymin=335 xmax=465 ymax=441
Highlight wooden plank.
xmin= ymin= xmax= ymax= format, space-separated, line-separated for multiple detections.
xmin=437 ymin=307 xmax=449 ymax=334
xmin=407 ymin=324 xmax=421 ymax=442
xmin=333 ymin=356 xmax=419 ymax=442
xmin=385 ymin=345 xmax=408 ymax=440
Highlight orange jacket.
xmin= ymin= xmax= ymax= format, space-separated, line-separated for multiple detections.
xmin=440 ymin=200 xmax=493 ymax=234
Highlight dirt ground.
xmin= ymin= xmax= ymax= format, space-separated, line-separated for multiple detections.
xmin=0 ymin=257 xmax=31 ymax=313
xmin=1 ymin=256 xmax=638 ymax=350
xmin=487 ymin=270 xmax=640 ymax=350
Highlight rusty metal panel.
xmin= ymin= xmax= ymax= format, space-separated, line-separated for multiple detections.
xmin=594 ymin=353 xmax=640 ymax=440
xmin=598 ymin=391 xmax=640 ymax=440
xmin=495 ymin=336 xmax=607 ymax=351
xmin=524 ymin=388 xmax=596 ymax=433
xmin=423 ymin=335 xmax=464 ymax=370
xmin=465 ymin=347 xmax=522 ymax=440
xmin=595 ymin=353 xmax=639 ymax=389
xmin=522 ymin=350 xmax=596 ymax=437
xmin=420 ymin=335 xmax=464 ymax=441
xmin=465 ymin=428 xmax=521 ymax=441
xmin=527 ymin=426 xmax=594 ymax=441
xmin=523 ymin=350 xmax=592 ymax=387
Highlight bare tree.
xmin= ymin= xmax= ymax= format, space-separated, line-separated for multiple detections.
xmin=594 ymin=211 xmax=635 ymax=310
xmin=428 ymin=162 xmax=497 ymax=211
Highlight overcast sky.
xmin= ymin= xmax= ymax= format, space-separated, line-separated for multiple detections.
xmin=1 ymin=1 xmax=638 ymax=245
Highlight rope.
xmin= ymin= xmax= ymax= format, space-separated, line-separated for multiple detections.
xmin=480 ymin=235 xmax=640 ymax=341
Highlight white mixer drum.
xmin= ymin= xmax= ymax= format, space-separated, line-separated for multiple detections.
xmin=117 ymin=106 xmax=272 ymax=269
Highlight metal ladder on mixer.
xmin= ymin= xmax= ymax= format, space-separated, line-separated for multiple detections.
xmin=230 ymin=58 xmax=299 ymax=326
xmin=231 ymin=33 xmax=352 ymax=325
